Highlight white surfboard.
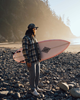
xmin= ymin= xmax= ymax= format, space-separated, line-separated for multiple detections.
xmin=13 ymin=39 xmax=70 ymax=63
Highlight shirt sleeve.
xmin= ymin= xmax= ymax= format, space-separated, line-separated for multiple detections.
xmin=34 ymin=37 xmax=41 ymax=60
xmin=22 ymin=37 xmax=30 ymax=63
xmin=37 ymin=43 xmax=41 ymax=60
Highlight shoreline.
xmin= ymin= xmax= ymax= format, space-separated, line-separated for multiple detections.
xmin=0 ymin=43 xmax=80 ymax=53
xmin=64 ymin=45 xmax=80 ymax=53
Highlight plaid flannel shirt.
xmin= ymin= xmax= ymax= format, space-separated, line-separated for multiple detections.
xmin=22 ymin=35 xmax=41 ymax=63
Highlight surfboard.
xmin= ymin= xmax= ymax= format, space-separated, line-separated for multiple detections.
xmin=13 ymin=39 xmax=70 ymax=63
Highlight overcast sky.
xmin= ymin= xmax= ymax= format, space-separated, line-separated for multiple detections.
xmin=48 ymin=0 xmax=80 ymax=37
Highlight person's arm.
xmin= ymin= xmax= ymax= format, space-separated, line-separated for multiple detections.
xmin=36 ymin=42 xmax=41 ymax=62
xmin=22 ymin=37 xmax=31 ymax=67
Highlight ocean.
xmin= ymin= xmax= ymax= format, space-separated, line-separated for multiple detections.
xmin=67 ymin=38 xmax=80 ymax=45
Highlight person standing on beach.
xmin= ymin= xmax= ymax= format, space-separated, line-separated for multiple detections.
xmin=22 ymin=23 xmax=43 ymax=96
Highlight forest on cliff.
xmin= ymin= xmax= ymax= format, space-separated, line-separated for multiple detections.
xmin=0 ymin=0 xmax=75 ymax=42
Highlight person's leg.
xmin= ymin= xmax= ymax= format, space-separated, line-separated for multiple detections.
xmin=27 ymin=62 xmax=36 ymax=92
xmin=35 ymin=61 xmax=40 ymax=89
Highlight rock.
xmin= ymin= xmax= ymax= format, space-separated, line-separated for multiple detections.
xmin=69 ymin=81 xmax=78 ymax=87
xmin=38 ymin=82 xmax=44 ymax=87
xmin=46 ymin=98 xmax=52 ymax=100
xmin=14 ymin=83 xmax=24 ymax=88
xmin=77 ymin=99 xmax=80 ymax=100
xmin=8 ymin=91 xmax=14 ymax=97
xmin=18 ymin=83 xmax=24 ymax=87
xmin=41 ymin=93 xmax=45 ymax=98
xmin=3 ymin=82 xmax=10 ymax=86
xmin=0 ymin=91 xmax=9 ymax=96
xmin=52 ymin=88 xmax=56 ymax=92
xmin=2 ymin=87 xmax=7 ymax=90
xmin=55 ymin=86 xmax=60 ymax=90
xmin=67 ymin=67 xmax=72 ymax=71
xmin=76 ymin=74 xmax=80 ymax=77
xmin=70 ymin=81 xmax=76 ymax=85
xmin=46 ymin=81 xmax=50 ymax=84
xmin=58 ymin=82 xmax=69 ymax=91
xmin=9 ymin=91 xmax=14 ymax=94
xmin=17 ymin=81 xmax=20 ymax=83
xmin=1 ymin=48 xmax=80 ymax=99
xmin=54 ymin=92 xmax=59 ymax=96
xmin=54 ymin=80 xmax=58 ymax=84
xmin=76 ymin=83 xmax=80 ymax=88
xmin=26 ymin=82 xmax=29 ymax=85
xmin=68 ymin=84 xmax=74 ymax=89
xmin=53 ymin=77 xmax=56 ymax=80
xmin=70 ymin=88 xmax=80 ymax=98
xmin=1 ymin=79 xmax=4 ymax=81
xmin=0 ymin=77 xmax=4 ymax=81
xmin=26 ymin=93 xmax=32 ymax=99
xmin=0 ymin=88 xmax=2 ymax=91
xmin=13 ymin=92 xmax=21 ymax=98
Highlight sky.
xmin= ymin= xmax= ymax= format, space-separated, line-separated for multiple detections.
xmin=48 ymin=0 xmax=80 ymax=37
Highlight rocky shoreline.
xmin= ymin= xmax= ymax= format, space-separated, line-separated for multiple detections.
xmin=0 ymin=47 xmax=80 ymax=100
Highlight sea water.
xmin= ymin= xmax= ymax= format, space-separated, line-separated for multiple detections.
xmin=67 ymin=38 xmax=80 ymax=45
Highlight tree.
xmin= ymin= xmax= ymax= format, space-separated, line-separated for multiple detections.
xmin=66 ymin=17 xmax=70 ymax=26
xmin=62 ymin=14 xmax=65 ymax=22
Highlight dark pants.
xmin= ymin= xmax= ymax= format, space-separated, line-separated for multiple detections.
xmin=27 ymin=61 xmax=40 ymax=91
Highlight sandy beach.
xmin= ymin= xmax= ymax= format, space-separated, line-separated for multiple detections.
xmin=0 ymin=42 xmax=22 ymax=49
xmin=65 ymin=45 xmax=80 ymax=53
xmin=0 ymin=42 xmax=80 ymax=53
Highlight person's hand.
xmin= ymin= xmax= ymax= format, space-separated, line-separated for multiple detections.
xmin=27 ymin=63 xmax=31 ymax=67
xmin=39 ymin=60 xmax=42 ymax=62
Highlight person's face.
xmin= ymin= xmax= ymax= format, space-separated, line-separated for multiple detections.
xmin=33 ymin=28 xmax=37 ymax=36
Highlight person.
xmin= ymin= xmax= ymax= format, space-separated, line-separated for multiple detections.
xmin=22 ymin=23 xmax=43 ymax=96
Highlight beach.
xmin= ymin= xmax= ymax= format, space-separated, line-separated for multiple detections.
xmin=0 ymin=43 xmax=80 ymax=99
xmin=0 ymin=42 xmax=22 ymax=49
xmin=65 ymin=45 xmax=80 ymax=53
xmin=0 ymin=42 xmax=80 ymax=53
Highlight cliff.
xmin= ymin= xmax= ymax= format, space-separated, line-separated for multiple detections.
xmin=0 ymin=0 xmax=75 ymax=42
